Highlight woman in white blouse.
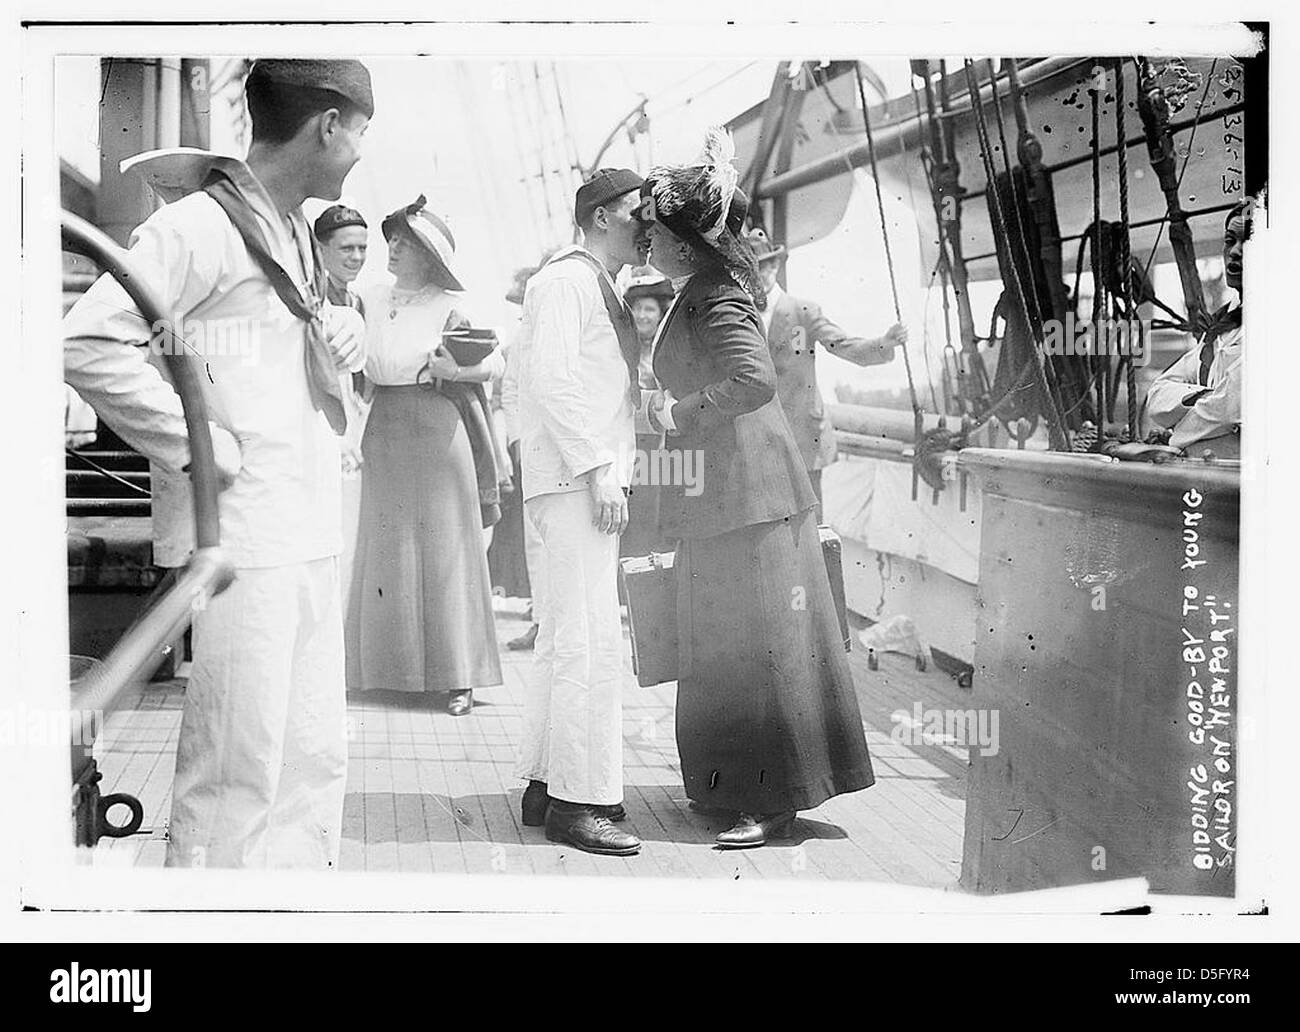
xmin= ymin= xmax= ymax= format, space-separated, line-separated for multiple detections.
xmin=345 ymin=196 xmax=505 ymax=716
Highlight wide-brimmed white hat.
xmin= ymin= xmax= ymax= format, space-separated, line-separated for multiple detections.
xmin=382 ymin=194 xmax=464 ymax=292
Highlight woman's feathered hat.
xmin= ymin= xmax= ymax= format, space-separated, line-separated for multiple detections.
xmin=382 ymin=194 xmax=464 ymax=292
xmin=644 ymin=127 xmax=739 ymax=246
xmin=642 ymin=128 xmax=763 ymax=303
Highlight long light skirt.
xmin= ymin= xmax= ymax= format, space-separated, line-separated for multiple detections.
xmin=345 ymin=386 xmax=503 ymax=694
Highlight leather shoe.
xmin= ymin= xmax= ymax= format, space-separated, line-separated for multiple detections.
xmin=521 ymin=780 xmax=549 ymax=826
xmin=596 ymin=802 xmax=627 ymax=823
xmin=523 ymin=782 xmax=626 ymax=826
xmin=507 ymin=624 xmax=539 ymax=651
xmin=447 ymin=689 xmax=473 ymax=716
xmin=715 ymin=811 xmax=797 ymax=849
xmin=545 ymin=801 xmax=640 ymax=856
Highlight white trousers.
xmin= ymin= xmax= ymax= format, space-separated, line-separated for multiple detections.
xmin=515 ymin=490 xmax=625 ymax=805
xmin=523 ymin=494 xmax=548 ymax=625
xmin=339 ymin=472 xmax=363 ymax=615
xmin=165 ymin=556 xmax=348 ymax=870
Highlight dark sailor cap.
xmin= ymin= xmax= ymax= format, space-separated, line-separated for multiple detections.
xmin=247 ymin=58 xmax=375 ymax=118
xmin=314 ymin=204 xmax=368 ymax=241
xmin=575 ymin=168 xmax=644 ymax=225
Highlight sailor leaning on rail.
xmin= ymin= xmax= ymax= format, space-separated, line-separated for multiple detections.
xmin=62 ymin=58 xmax=373 ymax=870
xmin=1145 ymin=199 xmax=1251 ymax=459
xmin=745 ymin=227 xmax=908 ymax=516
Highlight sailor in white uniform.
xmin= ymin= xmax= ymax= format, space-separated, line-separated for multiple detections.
xmin=62 ymin=59 xmax=373 ymax=869
xmin=1146 ymin=200 xmax=1251 ymax=459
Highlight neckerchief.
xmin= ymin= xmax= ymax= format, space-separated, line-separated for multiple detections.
xmin=546 ymin=249 xmax=641 ymax=408
xmin=202 ymin=168 xmax=347 ymax=434
xmin=1194 ymin=304 xmax=1242 ymax=387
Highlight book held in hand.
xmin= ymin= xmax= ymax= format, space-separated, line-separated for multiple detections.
xmin=441 ymin=327 xmax=499 ymax=366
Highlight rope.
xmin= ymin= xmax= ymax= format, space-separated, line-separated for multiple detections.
xmin=1115 ymin=58 xmax=1138 ymax=438
xmin=914 ymin=86 xmax=966 ymax=417
xmin=962 ymin=60 xmax=1068 ymax=450
xmin=856 ymin=60 xmax=928 ymax=498
xmin=986 ymin=62 xmax=1069 ymax=422
xmin=1089 ymin=72 xmax=1106 ymax=447
xmin=824 ymin=65 xmax=940 ymax=414
xmin=65 ymin=448 xmax=152 ymax=498
xmin=853 ymin=64 xmax=911 ymax=375
xmin=1140 ymin=58 xmax=1217 ymax=282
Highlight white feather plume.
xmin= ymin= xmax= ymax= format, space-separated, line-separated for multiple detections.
xmin=648 ymin=126 xmax=739 ymax=242
xmin=699 ymin=125 xmax=736 ymax=168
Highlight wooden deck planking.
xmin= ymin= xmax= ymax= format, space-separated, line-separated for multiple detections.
xmin=85 ymin=608 xmax=970 ymax=886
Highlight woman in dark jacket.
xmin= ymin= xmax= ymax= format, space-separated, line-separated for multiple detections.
xmin=640 ymin=130 xmax=875 ymax=848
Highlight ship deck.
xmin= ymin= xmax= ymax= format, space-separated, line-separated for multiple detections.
xmin=90 ymin=611 xmax=971 ymax=886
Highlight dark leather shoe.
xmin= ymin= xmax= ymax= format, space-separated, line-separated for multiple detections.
xmin=447 ymin=689 xmax=473 ymax=716
xmin=595 ymin=802 xmax=627 ymax=823
xmin=546 ymin=802 xmax=640 ymax=856
xmin=507 ymin=624 xmax=539 ymax=651
xmin=715 ymin=811 xmax=796 ymax=849
xmin=521 ymin=780 xmax=549 ymax=827
xmin=523 ymin=783 xmax=624 ymax=826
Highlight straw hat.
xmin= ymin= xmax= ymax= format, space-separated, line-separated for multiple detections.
xmin=624 ymin=265 xmax=675 ymax=304
xmin=381 ymin=194 xmax=464 ymax=292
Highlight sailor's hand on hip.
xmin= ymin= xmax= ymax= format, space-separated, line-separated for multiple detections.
xmin=586 ymin=462 xmax=628 ymax=535
xmin=210 ymin=423 xmax=243 ymax=490
xmin=321 ymin=303 xmax=367 ymax=373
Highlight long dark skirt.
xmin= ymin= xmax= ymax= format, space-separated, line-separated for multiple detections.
xmin=674 ymin=508 xmax=874 ymax=813
xmin=346 ymin=385 xmax=503 ymax=694
xmin=487 ymin=440 xmax=530 ymax=597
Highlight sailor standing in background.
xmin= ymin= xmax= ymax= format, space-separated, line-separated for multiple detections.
xmin=1145 ymin=199 xmax=1250 ymax=459
xmin=63 ymin=58 xmax=373 ymax=869
xmin=746 ymin=227 xmax=907 ymax=516
xmin=314 ymin=204 xmax=372 ymax=610
xmin=315 ymin=204 xmax=370 ymax=313
xmin=621 ymin=265 xmax=675 ymax=559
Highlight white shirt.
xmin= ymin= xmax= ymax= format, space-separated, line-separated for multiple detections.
xmin=360 ymin=285 xmax=489 ymax=386
xmin=516 ymin=245 xmax=636 ymax=500
xmin=499 ymin=321 xmax=525 ymax=446
xmin=1146 ymin=323 xmax=1242 ymax=453
xmin=63 ymin=156 xmax=343 ymax=569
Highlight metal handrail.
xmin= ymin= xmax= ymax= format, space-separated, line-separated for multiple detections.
xmin=62 ymin=211 xmax=234 ymax=718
